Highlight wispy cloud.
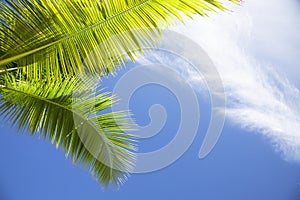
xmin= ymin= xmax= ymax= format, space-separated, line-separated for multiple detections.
xmin=139 ymin=0 xmax=300 ymax=161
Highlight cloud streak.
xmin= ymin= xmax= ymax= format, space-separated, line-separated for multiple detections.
xmin=174 ymin=0 xmax=300 ymax=161
xmin=139 ymin=0 xmax=300 ymax=161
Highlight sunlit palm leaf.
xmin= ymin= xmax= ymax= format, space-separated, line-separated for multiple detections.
xmin=0 ymin=0 xmax=231 ymax=79
xmin=0 ymin=74 xmax=136 ymax=186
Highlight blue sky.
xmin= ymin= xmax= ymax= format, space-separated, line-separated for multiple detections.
xmin=1 ymin=83 xmax=300 ymax=199
xmin=1 ymin=0 xmax=300 ymax=199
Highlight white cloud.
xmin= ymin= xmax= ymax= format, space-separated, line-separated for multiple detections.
xmin=140 ymin=0 xmax=300 ymax=161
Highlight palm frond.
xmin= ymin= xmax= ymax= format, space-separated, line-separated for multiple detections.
xmin=0 ymin=0 xmax=230 ymax=79
xmin=0 ymin=74 xmax=136 ymax=186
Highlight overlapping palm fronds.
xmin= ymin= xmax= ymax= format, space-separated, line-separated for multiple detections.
xmin=0 ymin=0 xmax=238 ymax=186
xmin=0 ymin=0 xmax=229 ymax=79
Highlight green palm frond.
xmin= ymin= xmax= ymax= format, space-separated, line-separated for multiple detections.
xmin=0 ymin=74 xmax=136 ymax=186
xmin=0 ymin=0 xmax=230 ymax=79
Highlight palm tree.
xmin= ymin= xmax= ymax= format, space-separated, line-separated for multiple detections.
xmin=0 ymin=0 xmax=237 ymax=187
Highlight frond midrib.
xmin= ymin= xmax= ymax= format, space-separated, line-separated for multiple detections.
xmin=0 ymin=0 xmax=152 ymax=65
xmin=0 ymin=85 xmax=114 ymax=171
